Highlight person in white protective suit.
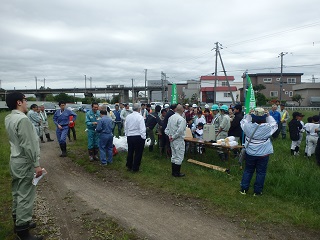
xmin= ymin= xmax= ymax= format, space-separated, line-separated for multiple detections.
xmin=165 ymin=104 xmax=187 ymax=177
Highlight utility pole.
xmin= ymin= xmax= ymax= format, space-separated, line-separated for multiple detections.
xmin=35 ymin=76 xmax=38 ymax=90
xmin=161 ymin=71 xmax=165 ymax=102
xmin=0 ymin=79 xmax=2 ymax=89
xmin=132 ymin=78 xmax=134 ymax=103
xmin=90 ymin=77 xmax=92 ymax=89
xmin=278 ymin=52 xmax=288 ymax=102
xmin=144 ymin=69 xmax=147 ymax=102
xmin=214 ymin=42 xmax=219 ymax=104
xmin=44 ymin=78 xmax=46 ymax=88
xmin=84 ymin=75 xmax=87 ymax=92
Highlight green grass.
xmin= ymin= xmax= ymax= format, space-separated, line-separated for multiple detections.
xmin=1 ymin=110 xmax=320 ymax=239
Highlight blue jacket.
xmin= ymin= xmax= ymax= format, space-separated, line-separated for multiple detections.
xmin=53 ymin=109 xmax=77 ymax=127
xmin=269 ymin=110 xmax=281 ymax=124
xmin=96 ymin=116 xmax=113 ymax=135
xmin=113 ymin=109 xmax=121 ymax=122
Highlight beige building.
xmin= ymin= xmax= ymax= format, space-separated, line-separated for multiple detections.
xmin=292 ymin=83 xmax=320 ymax=106
xmin=241 ymin=73 xmax=303 ymax=102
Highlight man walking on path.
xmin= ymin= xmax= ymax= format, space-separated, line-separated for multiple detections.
xmin=5 ymin=92 xmax=44 ymax=240
xmin=53 ymin=101 xmax=77 ymax=157
xmin=86 ymin=102 xmax=101 ymax=161
xmin=125 ymin=103 xmax=146 ymax=172
xmin=39 ymin=104 xmax=54 ymax=142
xmin=165 ymin=104 xmax=187 ymax=177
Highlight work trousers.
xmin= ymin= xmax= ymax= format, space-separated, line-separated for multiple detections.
xmin=68 ymin=127 xmax=77 ymax=141
xmin=170 ymin=138 xmax=185 ymax=165
xmin=87 ymin=129 xmax=99 ymax=149
xmin=306 ymin=135 xmax=318 ymax=157
xmin=99 ymin=133 xmax=113 ymax=164
xmin=126 ymin=136 xmax=145 ymax=171
xmin=40 ymin=123 xmax=50 ymax=137
xmin=240 ymin=153 xmax=269 ymax=194
xmin=113 ymin=121 xmax=122 ymax=137
xmin=56 ymin=126 xmax=69 ymax=144
xmin=10 ymin=158 xmax=36 ymax=227
xmin=146 ymin=127 xmax=155 ymax=146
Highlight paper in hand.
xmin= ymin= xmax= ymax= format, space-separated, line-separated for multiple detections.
xmin=32 ymin=168 xmax=47 ymax=186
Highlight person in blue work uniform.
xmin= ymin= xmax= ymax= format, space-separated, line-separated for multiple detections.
xmin=96 ymin=109 xmax=114 ymax=165
xmin=112 ymin=104 xmax=122 ymax=137
xmin=86 ymin=102 xmax=101 ymax=161
xmin=53 ymin=101 xmax=77 ymax=157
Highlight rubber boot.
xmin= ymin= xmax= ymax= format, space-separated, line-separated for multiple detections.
xmin=39 ymin=136 xmax=45 ymax=143
xmin=15 ymin=224 xmax=43 ymax=240
xmin=291 ymin=149 xmax=295 ymax=155
xmin=88 ymin=149 xmax=94 ymax=161
xmin=13 ymin=215 xmax=36 ymax=233
xmin=149 ymin=145 xmax=154 ymax=152
xmin=45 ymin=133 xmax=54 ymax=142
xmin=171 ymin=163 xmax=175 ymax=176
xmin=173 ymin=164 xmax=185 ymax=177
xmin=295 ymin=146 xmax=300 ymax=155
xmin=60 ymin=143 xmax=67 ymax=157
xmin=93 ymin=148 xmax=99 ymax=161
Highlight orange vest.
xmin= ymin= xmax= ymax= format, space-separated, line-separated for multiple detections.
xmin=68 ymin=116 xmax=75 ymax=128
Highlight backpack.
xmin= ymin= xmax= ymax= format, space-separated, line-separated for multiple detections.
xmin=288 ymin=119 xmax=301 ymax=141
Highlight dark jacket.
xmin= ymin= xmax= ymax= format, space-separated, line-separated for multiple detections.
xmin=288 ymin=119 xmax=302 ymax=141
xmin=228 ymin=112 xmax=243 ymax=137
xmin=146 ymin=112 xmax=162 ymax=130
xmin=162 ymin=109 xmax=175 ymax=133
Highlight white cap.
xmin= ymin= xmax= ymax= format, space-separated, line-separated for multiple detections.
xmin=205 ymin=104 xmax=209 ymax=109
xmin=185 ymin=103 xmax=189 ymax=106
xmin=192 ymin=104 xmax=197 ymax=108
xmin=164 ymin=103 xmax=170 ymax=108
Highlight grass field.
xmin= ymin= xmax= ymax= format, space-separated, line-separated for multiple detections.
xmin=1 ymin=109 xmax=320 ymax=239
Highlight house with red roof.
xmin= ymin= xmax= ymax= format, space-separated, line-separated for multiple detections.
xmin=200 ymin=75 xmax=238 ymax=103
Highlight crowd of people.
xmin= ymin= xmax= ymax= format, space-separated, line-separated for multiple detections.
xmin=4 ymin=91 xmax=320 ymax=239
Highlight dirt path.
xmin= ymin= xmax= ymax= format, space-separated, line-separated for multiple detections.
xmin=35 ymin=139 xmax=318 ymax=240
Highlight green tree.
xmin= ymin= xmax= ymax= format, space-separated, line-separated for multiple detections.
xmin=191 ymin=93 xmax=198 ymax=104
xmin=54 ymin=93 xmax=74 ymax=103
xmin=292 ymin=94 xmax=304 ymax=106
xmin=26 ymin=96 xmax=36 ymax=101
xmin=256 ymin=92 xmax=267 ymax=106
xmin=45 ymin=94 xmax=55 ymax=102
xmin=253 ymin=84 xmax=266 ymax=93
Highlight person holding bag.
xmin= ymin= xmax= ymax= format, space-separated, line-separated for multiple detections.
xmin=239 ymin=108 xmax=278 ymax=196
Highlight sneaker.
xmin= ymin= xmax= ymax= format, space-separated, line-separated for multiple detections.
xmin=253 ymin=192 xmax=262 ymax=197
xmin=239 ymin=190 xmax=247 ymax=195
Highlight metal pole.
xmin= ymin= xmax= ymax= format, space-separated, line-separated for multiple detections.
xmin=132 ymin=78 xmax=134 ymax=103
xmin=44 ymin=78 xmax=46 ymax=88
xmin=279 ymin=52 xmax=287 ymax=102
xmin=84 ymin=75 xmax=87 ymax=92
xmin=218 ymin=50 xmax=236 ymax=105
xmin=161 ymin=71 xmax=164 ymax=102
xmin=35 ymin=76 xmax=38 ymax=90
xmin=144 ymin=69 xmax=147 ymax=102
xmin=214 ymin=42 xmax=218 ymax=104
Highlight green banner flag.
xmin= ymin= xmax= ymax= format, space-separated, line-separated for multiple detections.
xmin=245 ymin=74 xmax=256 ymax=114
xmin=171 ymin=84 xmax=178 ymax=104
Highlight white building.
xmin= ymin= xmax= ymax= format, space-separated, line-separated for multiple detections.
xmin=200 ymin=76 xmax=238 ymax=104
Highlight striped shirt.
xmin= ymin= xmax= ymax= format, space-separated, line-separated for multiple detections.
xmin=240 ymin=115 xmax=278 ymax=156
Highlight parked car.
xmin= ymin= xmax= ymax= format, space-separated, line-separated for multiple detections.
xmin=80 ymin=104 xmax=92 ymax=113
xmin=66 ymin=103 xmax=81 ymax=112
xmin=150 ymin=102 xmax=163 ymax=110
xmin=43 ymin=102 xmax=56 ymax=115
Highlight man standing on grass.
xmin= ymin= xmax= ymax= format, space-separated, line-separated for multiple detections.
xmin=239 ymin=108 xmax=278 ymax=196
xmin=39 ymin=104 xmax=54 ymax=142
xmin=5 ymin=92 xmax=44 ymax=240
xmin=85 ymin=102 xmax=101 ymax=161
xmin=125 ymin=103 xmax=146 ymax=172
xmin=145 ymin=105 xmax=162 ymax=152
xmin=279 ymin=103 xmax=290 ymax=139
xmin=27 ymin=104 xmax=42 ymax=140
xmin=165 ymin=104 xmax=187 ymax=177
xmin=269 ymin=104 xmax=281 ymax=139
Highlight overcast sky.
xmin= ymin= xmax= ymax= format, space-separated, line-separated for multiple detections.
xmin=1 ymin=0 xmax=320 ymax=90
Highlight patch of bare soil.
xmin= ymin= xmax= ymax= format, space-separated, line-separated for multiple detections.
xmin=33 ymin=138 xmax=319 ymax=240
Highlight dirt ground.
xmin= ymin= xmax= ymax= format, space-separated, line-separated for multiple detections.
xmin=33 ymin=139 xmax=319 ymax=240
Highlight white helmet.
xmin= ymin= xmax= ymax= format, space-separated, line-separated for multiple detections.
xmin=164 ymin=103 xmax=170 ymax=108
xmin=192 ymin=104 xmax=197 ymax=108
xmin=204 ymin=104 xmax=209 ymax=109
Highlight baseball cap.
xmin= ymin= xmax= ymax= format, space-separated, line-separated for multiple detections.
xmin=164 ymin=103 xmax=170 ymax=108
xmin=192 ymin=104 xmax=197 ymax=108
xmin=292 ymin=112 xmax=304 ymax=118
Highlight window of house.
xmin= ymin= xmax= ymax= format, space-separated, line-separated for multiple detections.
xmin=224 ymin=92 xmax=231 ymax=97
xmin=287 ymin=78 xmax=296 ymax=84
xmin=276 ymin=78 xmax=280 ymax=81
xmin=221 ymin=81 xmax=227 ymax=86
xmin=263 ymin=78 xmax=272 ymax=83
xmin=285 ymin=91 xmax=288 ymax=95
xmin=289 ymin=91 xmax=293 ymax=97
xmin=270 ymin=91 xmax=278 ymax=97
